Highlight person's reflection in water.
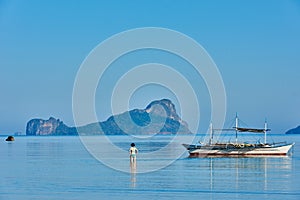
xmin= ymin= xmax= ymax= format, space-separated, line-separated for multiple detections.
xmin=130 ymin=161 xmax=137 ymax=188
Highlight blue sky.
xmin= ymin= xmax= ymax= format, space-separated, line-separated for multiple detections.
xmin=0 ymin=0 xmax=300 ymax=134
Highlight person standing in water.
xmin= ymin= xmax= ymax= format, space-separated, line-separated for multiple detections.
xmin=129 ymin=143 xmax=138 ymax=163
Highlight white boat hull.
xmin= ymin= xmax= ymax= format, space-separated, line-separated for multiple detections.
xmin=187 ymin=143 xmax=295 ymax=157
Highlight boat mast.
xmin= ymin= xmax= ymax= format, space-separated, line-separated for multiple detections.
xmin=264 ymin=119 xmax=267 ymax=144
xmin=209 ymin=122 xmax=213 ymax=145
xmin=235 ymin=113 xmax=238 ymax=144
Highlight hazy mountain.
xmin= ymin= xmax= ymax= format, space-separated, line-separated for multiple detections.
xmin=286 ymin=126 xmax=300 ymax=134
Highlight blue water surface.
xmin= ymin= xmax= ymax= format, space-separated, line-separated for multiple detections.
xmin=0 ymin=135 xmax=299 ymax=200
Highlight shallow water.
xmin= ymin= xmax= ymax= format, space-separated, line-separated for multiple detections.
xmin=0 ymin=134 xmax=299 ymax=200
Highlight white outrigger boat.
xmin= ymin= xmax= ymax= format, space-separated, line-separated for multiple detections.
xmin=183 ymin=115 xmax=295 ymax=157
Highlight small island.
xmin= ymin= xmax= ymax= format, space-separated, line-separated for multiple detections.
xmin=286 ymin=126 xmax=300 ymax=134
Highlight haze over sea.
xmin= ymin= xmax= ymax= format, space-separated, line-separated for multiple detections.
xmin=1 ymin=134 xmax=299 ymax=200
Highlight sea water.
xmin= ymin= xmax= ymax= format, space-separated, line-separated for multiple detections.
xmin=0 ymin=134 xmax=299 ymax=200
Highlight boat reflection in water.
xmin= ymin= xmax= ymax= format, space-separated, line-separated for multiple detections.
xmin=206 ymin=157 xmax=292 ymax=192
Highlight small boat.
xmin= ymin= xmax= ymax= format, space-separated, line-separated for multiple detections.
xmin=5 ymin=136 xmax=15 ymax=142
xmin=183 ymin=114 xmax=295 ymax=157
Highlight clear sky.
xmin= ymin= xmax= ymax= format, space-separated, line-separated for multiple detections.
xmin=0 ymin=0 xmax=300 ymax=134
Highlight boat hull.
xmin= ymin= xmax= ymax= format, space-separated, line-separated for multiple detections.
xmin=186 ymin=143 xmax=295 ymax=158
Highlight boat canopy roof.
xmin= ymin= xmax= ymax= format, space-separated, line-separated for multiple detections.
xmin=236 ymin=127 xmax=270 ymax=133
xmin=213 ymin=127 xmax=271 ymax=133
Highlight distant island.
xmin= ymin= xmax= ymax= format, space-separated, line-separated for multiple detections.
xmin=26 ymin=99 xmax=192 ymax=136
xmin=286 ymin=126 xmax=300 ymax=134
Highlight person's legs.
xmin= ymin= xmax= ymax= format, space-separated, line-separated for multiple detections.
xmin=130 ymin=154 xmax=136 ymax=163
xmin=130 ymin=155 xmax=133 ymax=163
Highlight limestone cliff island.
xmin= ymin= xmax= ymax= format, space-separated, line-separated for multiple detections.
xmin=26 ymin=99 xmax=192 ymax=136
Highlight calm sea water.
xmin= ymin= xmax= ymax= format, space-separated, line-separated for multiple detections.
xmin=1 ymin=134 xmax=299 ymax=200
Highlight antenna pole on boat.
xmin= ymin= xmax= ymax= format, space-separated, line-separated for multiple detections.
xmin=264 ymin=118 xmax=267 ymax=144
xmin=235 ymin=113 xmax=238 ymax=144
xmin=209 ymin=122 xmax=213 ymax=145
